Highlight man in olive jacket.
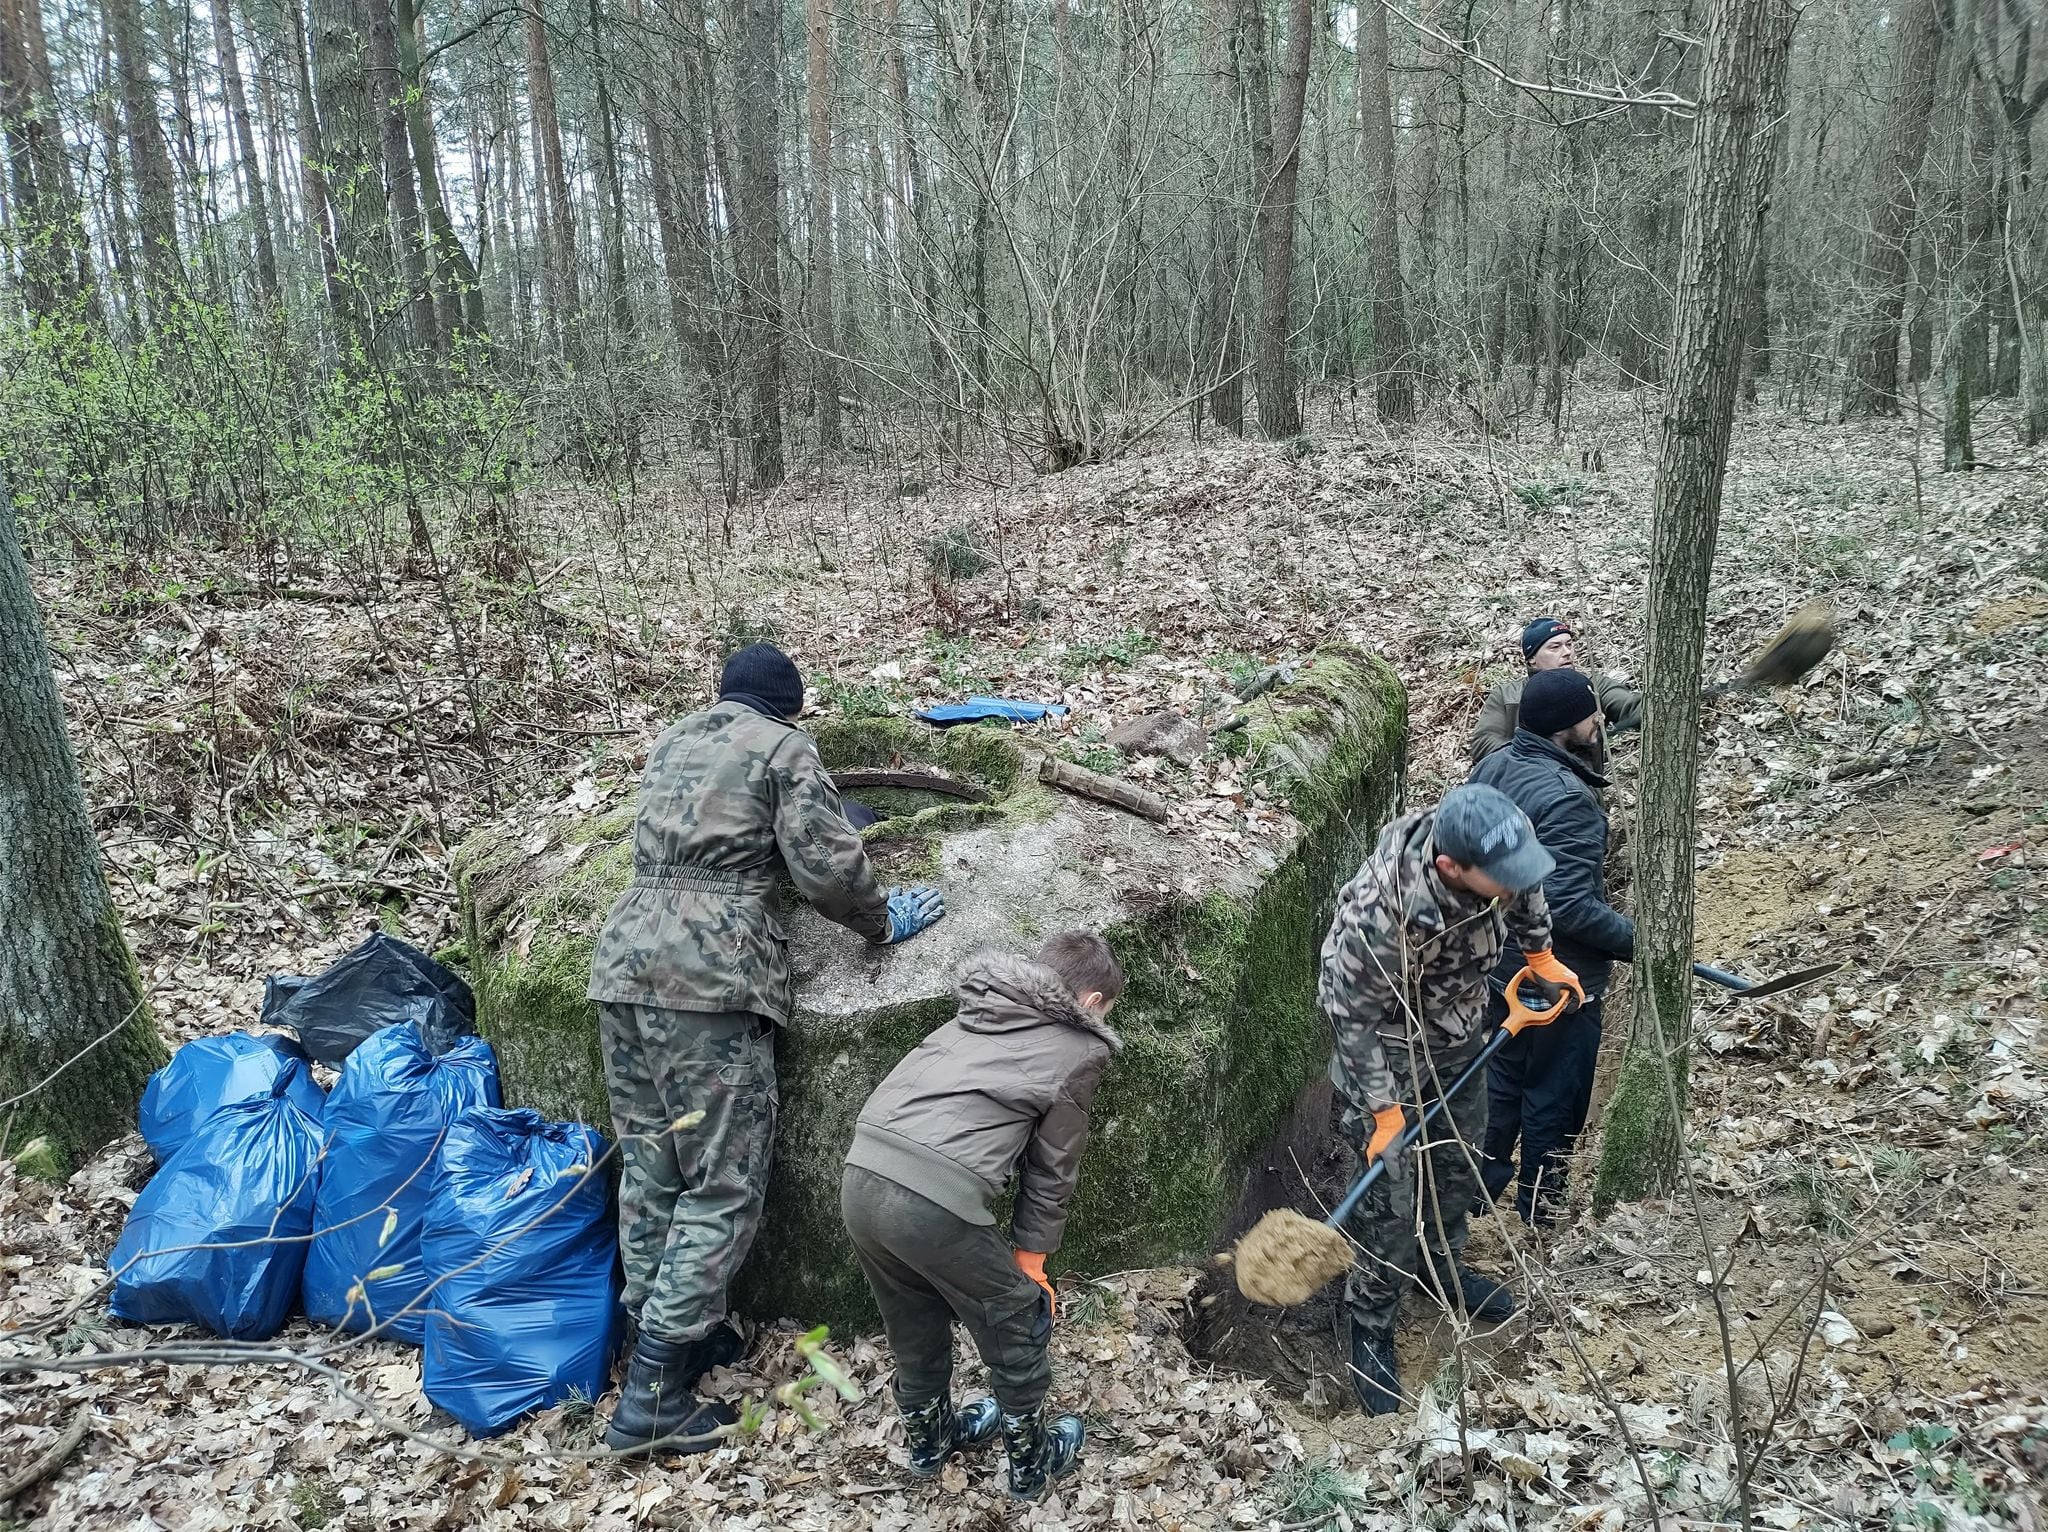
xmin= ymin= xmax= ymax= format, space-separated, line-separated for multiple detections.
xmin=840 ymin=932 xmax=1124 ymax=1500
xmin=589 ymin=642 xmax=945 ymax=1453
xmin=1468 ymin=667 xmax=1634 ymax=1224
xmin=1468 ymin=616 xmax=1641 ymax=767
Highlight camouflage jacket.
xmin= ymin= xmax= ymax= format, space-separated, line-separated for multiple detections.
xmin=1319 ymin=809 xmax=1553 ymax=1111
xmin=586 ymin=702 xmax=891 ymax=1021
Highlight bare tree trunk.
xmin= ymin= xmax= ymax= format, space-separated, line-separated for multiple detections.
xmin=208 ymin=0 xmax=280 ymax=307
xmin=311 ymin=0 xmax=395 ymax=348
xmin=881 ymin=0 xmax=948 ymax=407
xmin=367 ymin=0 xmax=436 ymax=352
xmin=1199 ymin=0 xmax=1246 ymax=433
xmin=1 ymin=0 xmax=97 ymax=321
xmin=1596 ymin=0 xmax=1796 ymax=1211
xmin=1356 ymin=0 xmax=1414 ymax=423
xmin=288 ymin=0 xmax=353 ymax=354
xmin=736 ymin=0 xmax=787 ymax=486
xmin=1251 ymin=0 xmax=1310 ymax=439
xmin=0 ymin=0 xmax=59 ymax=321
xmin=807 ymin=0 xmax=841 ymax=449
xmin=523 ymin=0 xmax=584 ymax=346
xmin=1837 ymin=0 xmax=1947 ymax=417
xmin=106 ymin=0 xmax=184 ymax=305
xmin=93 ymin=13 xmax=140 ymax=332
xmin=589 ymin=0 xmax=633 ymax=336
xmin=394 ymin=0 xmax=484 ymax=340
xmin=0 ymin=479 xmax=167 ymax=1175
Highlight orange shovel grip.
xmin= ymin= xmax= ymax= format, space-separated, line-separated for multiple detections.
xmin=1504 ymin=966 xmax=1573 ymax=1034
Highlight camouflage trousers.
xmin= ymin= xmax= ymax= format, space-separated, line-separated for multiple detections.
xmin=1338 ymin=1023 xmax=1491 ymax=1335
xmin=598 ymin=1003 xmax=778 ymax=1344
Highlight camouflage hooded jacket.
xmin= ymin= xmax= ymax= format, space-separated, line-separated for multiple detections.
xmin=586 ymin=702 xmax=891 ymax=1021
xmin=1319 ymin=809 xmax=1553 ymax=1111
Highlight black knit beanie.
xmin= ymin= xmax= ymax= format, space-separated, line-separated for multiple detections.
xmin=1521 ymin=616 xmax=1572 ymax=661
xmin=1521 ymin=668 xmax=1598 ymax=738
xmin=719 ymin=643 xmax=804 ymax=721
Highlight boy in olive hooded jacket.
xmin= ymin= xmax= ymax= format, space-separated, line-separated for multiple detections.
xmin=840 ymin=931 xmax=1125 ymax=1501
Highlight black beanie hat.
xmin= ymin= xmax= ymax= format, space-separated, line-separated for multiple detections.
xmin=1521 ymin=668 xmax=1598 ymax=738
xmin=719 ymin=642 xmax=804 ymax=720
xmin=1521 ymin=616 xmax=1572 ymax=660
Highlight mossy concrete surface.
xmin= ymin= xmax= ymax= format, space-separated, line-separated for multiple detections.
xmin=455 ymin=649 xmax=1406 ymax=1330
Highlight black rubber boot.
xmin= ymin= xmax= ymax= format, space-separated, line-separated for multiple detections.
xmin=1002 ymin=1407 xmax=1085 ymax=1500
xmin=674 ymin=1321 xmax=744 ymax=1387
xmin=603 ymin=1332 xmax=739 ymax=1455
xmin=1454 ymin=1267 xmax=1516 ymax=1323
xmin=1349 ymin=1322 xmax=1401 ymax=1416
xmin=900 ymin=1394 xmax=1001 ymax=1478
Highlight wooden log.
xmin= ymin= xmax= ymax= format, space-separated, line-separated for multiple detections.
xmin=1037 ymin=755 xmax=1170 ymax=822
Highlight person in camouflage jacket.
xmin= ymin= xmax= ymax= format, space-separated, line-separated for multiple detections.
xmin=1318 ymin=783 xmax=1582 ymax=1417
xmin=589 ymin=642 xmax=946 ymax=1454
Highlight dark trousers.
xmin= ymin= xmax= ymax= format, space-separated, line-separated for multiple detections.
xmin=1479 ymin=991 xmax=1603 ymax=1224
xmin=839 ymin=1164 xmax=1053 ymax=1415
xmin=1341 ymin=1024 xmax=1491 ymax=1335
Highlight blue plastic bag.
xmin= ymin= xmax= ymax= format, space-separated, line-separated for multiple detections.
xmin=109 ymin=1083 xmax=325 ymax=1340
xmin=302 ymin=1023 xmax=500 ymax=1343
xmin=916 ymin=696 xmax=1069 ymax=727
xmin=138 ymin=1032 xmax=326 ymax=1167
xmin=422 ymin=1108 xmax=621 ymax=1437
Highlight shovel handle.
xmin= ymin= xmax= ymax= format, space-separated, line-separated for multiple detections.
xmin=1692 ymin=962 xmax=1751 ymax=992
xmin=1324 ymin=1025 xmax=1517 ymax=1229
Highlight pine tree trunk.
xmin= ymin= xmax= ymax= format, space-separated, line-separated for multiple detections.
xmin=880 ymin=0 xmax=948 ymax=411
xmin=735 ymin=0 xmax=787 ymax=487
xmin=106 ymin=0 xmax=184 ymax=305
xmin=289 ymin=0 xmax=354 ymax=355
xmin=367 ymin=0 xmax=437 ymax=352
xmin=1356 ymin=0 xmax=1414 ymax=424
xmin=1251 ymin=0 xmax=1310 ymax=439
xmin=311 ymin=0 xmax=395 ymax=348
xmin=522 ymin=0 xmax=583 ymax=347
xmin=393 ymin=0 xmax=483 ymax=341
xmin=807 ymin=0 xmax=841 ymax=449
xmin=1836 ymin=0 xmax=1946 ymax=418
xmin=1594 ymin=0 xmax=1796 ymax=1211
xmin=1 ymin=0 xmax=96 ymax=321
xmin=208 ymin=0 xmax=280 ymax=307
xmin=0 ymin=491 xmax=167 ymax=1174
xmin=588 ymin=0 xmax=632 ymax=337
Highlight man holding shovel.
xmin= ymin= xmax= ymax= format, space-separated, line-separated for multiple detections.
xmin=1319 ymin=783 xmax=1581 ymax=1415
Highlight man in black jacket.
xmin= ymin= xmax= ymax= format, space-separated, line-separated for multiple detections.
xmin=1467 ymin=668 xmax=1634 ymax=1224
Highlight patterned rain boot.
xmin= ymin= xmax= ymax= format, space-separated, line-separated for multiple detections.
xmin=900 ymin=1394 xmax=1002 ymax=1478
xmin=1002 ymin=1406 xmax=1085 ymax=1500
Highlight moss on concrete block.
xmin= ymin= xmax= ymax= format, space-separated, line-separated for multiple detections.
xmin=454 ymin=647 xmax=1406 ymax=1330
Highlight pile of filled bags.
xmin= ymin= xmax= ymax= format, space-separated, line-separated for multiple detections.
xmin=107 ymin=934 xmax=622 ymax=1437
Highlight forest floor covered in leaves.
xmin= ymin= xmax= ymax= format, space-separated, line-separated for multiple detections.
xmin=3 ymin=391 xmax=2046 ymax=1530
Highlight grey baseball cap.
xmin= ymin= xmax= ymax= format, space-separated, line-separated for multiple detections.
xmin=1433 ymin=783 xmax=1554 ymax=892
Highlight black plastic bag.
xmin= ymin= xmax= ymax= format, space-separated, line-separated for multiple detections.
xmin=262 ymin=931 xmax=477 ymax=1065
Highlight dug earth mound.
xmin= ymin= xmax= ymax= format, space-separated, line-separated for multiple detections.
xmin=454 ymin=647 xmax=1406 ymax=1328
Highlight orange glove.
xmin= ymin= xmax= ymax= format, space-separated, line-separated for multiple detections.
xmin=1365 ymin=1104 xmax=1408 ymax=1181
xmin=1014 ymin=1249 xmax=1057 ymax=1316
xmin=1521 ymin=948 xmax=1585 ymax=1010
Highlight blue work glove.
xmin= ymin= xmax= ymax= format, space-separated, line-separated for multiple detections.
xmin=884 ymin=885 xmax=946 ymax=944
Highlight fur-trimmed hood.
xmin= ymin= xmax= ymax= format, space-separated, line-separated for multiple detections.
xmin=953 ymin=951 xmax=1123 ymax=1053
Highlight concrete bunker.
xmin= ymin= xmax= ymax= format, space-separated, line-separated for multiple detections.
xmin=454 ymin=645 xmax=1406 ymax=1331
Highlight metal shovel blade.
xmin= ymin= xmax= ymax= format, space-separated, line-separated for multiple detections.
xmin=1694 ymin=961 xmax=1844 ymax=1000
